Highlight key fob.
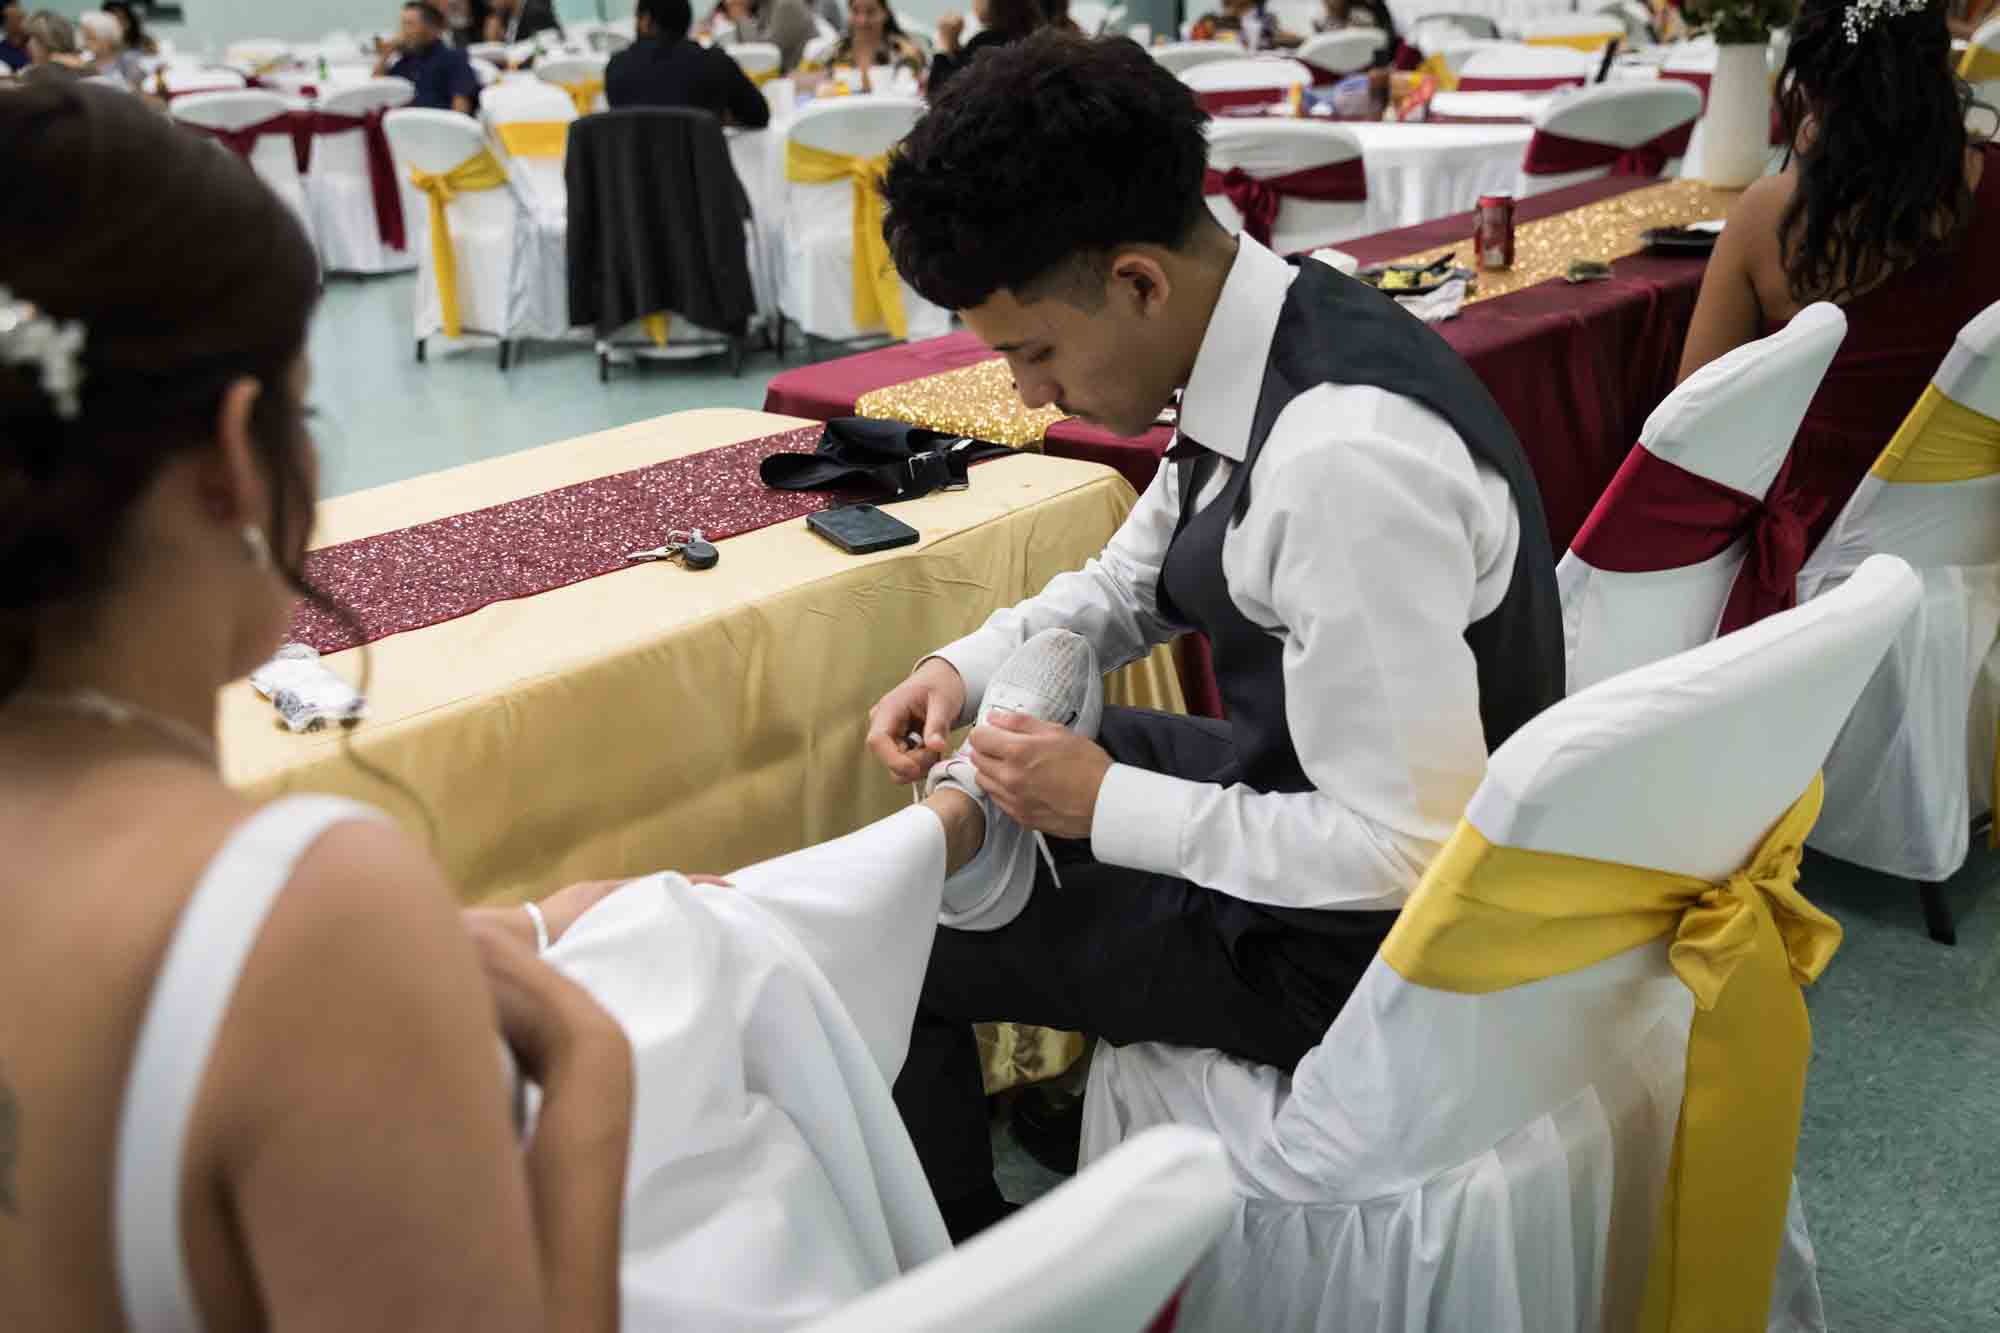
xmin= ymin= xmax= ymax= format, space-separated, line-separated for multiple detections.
xmin=682 ymin=537 xmax=719 ymax=570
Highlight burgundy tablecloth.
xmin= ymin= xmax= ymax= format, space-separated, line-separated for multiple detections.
xmin=762 ymin=174 xmax=1712 ymax=716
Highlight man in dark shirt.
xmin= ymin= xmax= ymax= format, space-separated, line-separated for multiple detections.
xmin=604 ymin=0 xmax=771 ymax=128
xmin=0 ymin=3 xmax=31 ymax=71
xmin=376 ymin=1 xmax=480 ymax=112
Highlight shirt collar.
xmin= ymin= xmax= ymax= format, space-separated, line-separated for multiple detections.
xmin=1176 ymin=234 xmax=1296 ymax=463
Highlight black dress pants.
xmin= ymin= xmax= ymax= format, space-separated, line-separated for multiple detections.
xmin=890 ymin=706 xmax=1400 ymax=1205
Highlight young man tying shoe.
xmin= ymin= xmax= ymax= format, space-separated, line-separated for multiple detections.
xmin=865 ymin=32 xmax=1565 ymax=1241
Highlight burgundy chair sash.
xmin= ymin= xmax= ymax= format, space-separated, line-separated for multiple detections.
xmin=1200 ymin=159 xmax=1367 ymax=247
xmin=1521 ymin=121 xmax=1696 ymax=177
xmin=306 ymin=108 xmax=408 ymax=251
xmin=1455 ymin=73 xmax=1586 ymax=92
xmin=1570 ymin=443 xmax=1809 ymax=633
xmin=1197 ymin=84 xmax=1303 ymax=112
xmin=184 ymin=112 xmax=313 ymax=176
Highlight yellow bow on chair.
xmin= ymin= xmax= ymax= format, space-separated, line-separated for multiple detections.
xmin=555 ymin=76 xmax=605 ymax=115
xmin=495 ymin=119 xmax=569 ymax=158
xmin=746 ymin=65 xmax=779 ymax=85
xmin=1960 ymin=43 xmax=2000 ymax=82
xmin=407 ymin=147 xmax=511 ymax=339
xmin=783 ymin=140 xmax=908 ymax=340
xmin=1382 ymin=777 xmax=1841 ymax=1333
xmin=1415 ymin=49 xmax=1459 ymax=91
xmin=1523 ymin=30 xmax=1621 ymax=50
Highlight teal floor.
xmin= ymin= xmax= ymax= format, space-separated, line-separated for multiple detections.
xmin=317 ymin=274 xmax=2000 ymax=1332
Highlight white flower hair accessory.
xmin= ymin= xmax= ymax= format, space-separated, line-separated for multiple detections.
xmin=1843 ymin=0 xmax=1928 ymax=42
xmin=0 ymin=286 xmax=87 ymax=421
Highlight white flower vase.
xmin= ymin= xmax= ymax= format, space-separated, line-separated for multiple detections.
xmin=1702 ymin=42 xmax=1772 ymax=188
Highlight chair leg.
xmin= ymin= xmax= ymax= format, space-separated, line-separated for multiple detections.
xmin=497 ymin=339 xmax=512 ymax=372
xmin=598 ymin=350 xmax=609 ymax=384
xmin=730 ymin=335 xmax=744 ymax=377
xmin=772 ymin=313 xmax=786 ymax=362
xmin=414 ymin=337 xmax=426 ymax=364
xmin=1919 ymin=880 xmax=1957 ymax=946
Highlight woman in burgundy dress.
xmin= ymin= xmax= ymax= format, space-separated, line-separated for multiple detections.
xmin=1678 ymin=0 xmax=1996 ymax=557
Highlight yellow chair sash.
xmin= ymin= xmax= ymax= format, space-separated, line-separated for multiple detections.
xmin=407 ymin=147 xmax=511 ymax=340
xmin=1523 ymin=30 xmax=1620 ymax=50
xmin=1381 ymin=778 xmax=1840 ymax=1333
xmin=783 ymin=140 xmax=908 ymax=339
xmin=495 ymin=119 xmax=569 ymax=159
xmin=1960 ymin=43 xmax=2000 ymax=82
xmin=555 ymin=75 xmax=605 ymax=115
xmin=1868 ymin=383 xmax=2000 ymax=483
xmin=641 ymin=312 xmax=670 ymax=347
xmin=746 ymin=65 xmax=778 ymax=85
xmin=1416 ymin=50 xmax=1459 ymax=91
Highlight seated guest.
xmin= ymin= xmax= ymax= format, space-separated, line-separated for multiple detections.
xmin=0 ymin=2 xmax=27 ymax=71
xmin=700 ymin=0 xmax=818 ymax=70
xmin=1189 ymin=0 xmax=1300 ymax=48
xmin=605 ymin=0 xmax=771 ymax=127
xmin=2 ymin=78 xmax=1073 ymax=1331
xmin=20 ymin=10 xmax=84 ymax=83
xmin=485 ymin=0 xmax=563 ymax=44
xmin=930 ymin=0 xmax=1040 ymax=94
xmin=78 ymin=10 xmax=143 ymax=87
xmin=444 ymin=0 xmax=492 ymax=47
xmin=375 ymin=1 xmax=478 ymax=112
xmin=101 ymin=0 xmax=156 ymax=55
xmin=1315 ymin=0 xmax=1387 ymax=31
xmin=1678 ymin=0 xmax=1996 ymax=557
xmin=872 ymin=32 xmax=1562 ymax=1239
xmin=811 ymin=0 xmax=927 ymax=90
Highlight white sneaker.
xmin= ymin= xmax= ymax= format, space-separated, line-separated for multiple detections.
xmin=922 ymin=628 xmax=1104 ymax=931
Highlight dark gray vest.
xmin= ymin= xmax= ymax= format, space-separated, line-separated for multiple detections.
xmin=1158 ymin=259 xmax=1564 ymax=807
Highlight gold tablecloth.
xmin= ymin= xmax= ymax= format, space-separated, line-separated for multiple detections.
xmin=220 ymin=407 xmax=1180 ymax=1091
xmin=857 ymin=357 xmax=1070 ymax=448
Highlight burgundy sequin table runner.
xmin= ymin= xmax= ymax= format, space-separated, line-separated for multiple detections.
xmin=292 ymin=425 xmax=859 ymax=653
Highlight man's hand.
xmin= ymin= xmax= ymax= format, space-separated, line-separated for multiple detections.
xmin=968 ymin=711 xmax=1112 ymax=840
xmin=866 ymin=657 xmax=968 ymax=784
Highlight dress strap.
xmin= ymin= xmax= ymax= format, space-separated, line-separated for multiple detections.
xmin=114 ymin=796 xmax=385 ymax=1333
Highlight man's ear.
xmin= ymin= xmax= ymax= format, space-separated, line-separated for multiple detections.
xmin=1109 ymin=251 xmax=1173 ymax=319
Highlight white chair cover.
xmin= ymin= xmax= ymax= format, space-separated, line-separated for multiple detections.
xmin=732 ymin=40 xmax=782 ymax=80
xmin=1084 ymin=555 xmax=1927 ymax=1333
xmin=779 ymin=98 xmax=951 ymax=343
xmin=1071 ymin=0 xmax=1113 ymax=33
xmin=1515 ymin=79 xmax=1702 ymax=197
xmin=1558 ymin=302 xmax=1848 ymax=692
xmin=1298 ymin=29 xmax=1383 ymax=76
xmin=468 ymin=40 xmax=513 ymax=66
xmin=535 ymin=52 xmax=609 ymax=111
xmin=801 ymin=33 xmax=840 ymax=67
xmin=160 ymin=64 xmax=247 ymax=95
xmin=479 ymin=77 xmax=575 ymax=224
xmin=170 ymin=91 xmax=315 ymax=248
xmin=1151 ymin=41 xmax=1246 ymax=75
xmin=1181 ymin=55 xmax=1314 ymax=99
xmin=1798 ymin=299 xmax=2000 ymax=882
xmin=1520 ymin=13 xmax=1626 ymax=46
xmin=801 ymin=1127 xmax=1231 ymax=1333
xmin=1204 ymin=120 xmax=1371 ymax=252
xmin=307 ymin=77 xmax=418 ymax=276
xmin=469 ymin=55 xmax=502 ymax=86
xmin=1410 ymin=12 xmax=1500 ymax=42
xmin=1458 ymin=41 xmax=1595 ymax=88
xmin=1964 ymin=15 xmax=2000 ymax=106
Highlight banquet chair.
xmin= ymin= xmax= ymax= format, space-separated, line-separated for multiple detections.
xmin=1411 ymin=12 xmax=1501 ymax=41
xmin=1203 ymin=120 xmax=1369 ymax=252
xmin=1070 ymin=0 xmax=1112 ymax=32
xmin=799 ymin=1126 xmax=1231 ymax=1333
xmin=1959 ymin=15 xmax=2000 ymax=108
xmin=469 ymin=56 xmax=503 ymax=88
xmin=1520 ymin=13 xmax=1626 ymax=50
xmin=731 ymin=40 xmax=782 ymax=83
xmin=385 ymin=108 xmax=556 ymax=368
xmin=1514 ymin=80 xmax=1701 ymax=197
xmin=1796 ymin=299 xmax=2000 ymax=941
xmin=159 ymin=64 xmax=248 ymax=96
xmin=801 ymin=33 xmax=840 ymax=67
xmin=1150 ymin=41 xmax=1245 ymax=75
xmin=480 ymin=77 xmax=576 ymax=224
xmin=223 ymin=37 xmax=290 ymax=70
xmin=468 ymin=40 xmax=513 ymax=67
xmin=1598 ymin=0 xmax=1658 ymax=46
xmin=170 ymin=91 xmax=315 ymax=247
xmin=1455 ymin=42 xmax=1594 ymax=91
xmin=1297 ymin=29 xmax=1383 ymax=80
xmin=778 ymin=98 xmax=951 ymax=350
xmin=306 ymin=77 xmax=418 ymax=275
xmin=1557 ymin=302 xmax=1849 ymax=693
xmin=1180 ymin=56 xmax=1314 ymax=112
xmin=1084 ymin=553 xmax=1925 ymax=1333
xmin=536 ymin=53 xmax=609 ymax=114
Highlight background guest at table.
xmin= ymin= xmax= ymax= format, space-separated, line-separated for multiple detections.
xmin=930 ymin=0 xmax=1040 ymax=94
xmin=77 ymin=10 xmax=142 ymax=87
xmin=19 ymin=10 xmax=83 ymax=82
xmin=485 ymin=0 xmax=563 ymax=44
xmin=375 ymin=1 xmax=478 ymax=112
xmin=812 ymin=0 xmax=927 ymax=90
xmin=0 ymin=2 xmax=29 ymax=71
xmin=700 ymin=0 xmax=818 ymax=70
xmin=606 ymin=0 xmax=771 ymax=126
xmin=1190 ymin=0 xmax=1300 ymax=49
xmin=872 ymin=31 xmax=1562 ymax=1239
xmin=1678 ymin=0 xmax=1994 ymax=556
xmin=101 ymin=0 xmax=155 ymax=56
xmin=1315 ymin=0 xmax=1387 ymax=32
xmin=444 ymin=0 xmax=492 ymax=47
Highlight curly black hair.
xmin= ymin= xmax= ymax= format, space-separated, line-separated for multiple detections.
xmin=1776 ymin=0 xmax=1978 ymax=303
xmin=880 ymin=31 xmax=1212 ymax=311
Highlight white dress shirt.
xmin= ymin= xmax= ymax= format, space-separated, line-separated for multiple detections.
xmin=932 ymin=237 xmax=1521 ymax=913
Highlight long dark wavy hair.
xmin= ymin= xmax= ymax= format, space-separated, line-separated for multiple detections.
xmin=1775 ymin=0 xmax=1981 ymax=303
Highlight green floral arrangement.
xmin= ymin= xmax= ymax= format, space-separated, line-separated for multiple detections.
xmin=1680 ymin=0 xmax=1795 ymax=44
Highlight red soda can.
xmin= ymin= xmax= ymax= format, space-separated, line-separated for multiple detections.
xmin=1475 ymin=193 xmax=1516 ymax=270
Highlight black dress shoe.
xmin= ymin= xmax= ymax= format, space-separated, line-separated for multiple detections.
xmin=1008 ymin=1084 xmax=1083 ymax=1176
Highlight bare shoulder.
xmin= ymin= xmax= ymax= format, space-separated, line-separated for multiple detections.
xmin=1729 ymin=171 xmax=1799 ymax=235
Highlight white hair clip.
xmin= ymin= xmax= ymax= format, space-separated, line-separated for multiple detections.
xmin=1843 ymin=0 xmax=1927 ymax=42
xmin=0 ymin=286 xmax=87 ymax=421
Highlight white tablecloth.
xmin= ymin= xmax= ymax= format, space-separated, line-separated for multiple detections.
xmin=1343 ymin=121 xmax=1535 ymax=229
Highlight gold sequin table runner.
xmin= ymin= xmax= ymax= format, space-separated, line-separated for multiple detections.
xmin=856 ymin=354 xmax=1068 ymax=448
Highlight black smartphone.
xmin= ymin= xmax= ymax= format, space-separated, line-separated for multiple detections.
xmin=807 ymin=504 xmax=921 ymax=554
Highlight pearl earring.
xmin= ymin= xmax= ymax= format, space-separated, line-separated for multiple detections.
xmin=241 ymin=524 xmax=272 ymax=570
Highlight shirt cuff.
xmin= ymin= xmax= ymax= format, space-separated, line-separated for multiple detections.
xmin=923 ymin=631 xmax=1017 ymax=728
xmin=1090 ymin=763 xmax=1196 ymax=878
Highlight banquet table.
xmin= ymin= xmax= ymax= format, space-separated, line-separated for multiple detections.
xmin=764 ymin=175 xmax=1731 ymax=713
xmin=219 ymin=407 xmax=1185 ymax=908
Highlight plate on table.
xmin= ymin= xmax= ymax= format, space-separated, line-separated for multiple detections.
xmin=1642 ymin=219 xmax=1725 ymax=253
xmin=1356 ymin=262 xmax=1478 ymax=296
